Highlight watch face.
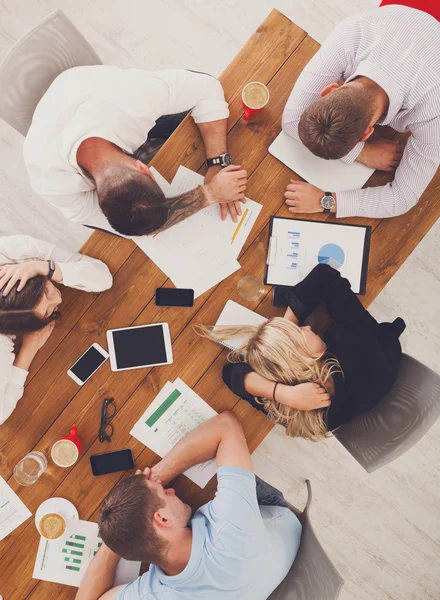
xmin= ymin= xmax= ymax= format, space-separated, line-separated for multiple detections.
xmin=321 ymin=195 xmax=334 ymax=210
xmin=222 ymin=153 xmax=233 ymax=166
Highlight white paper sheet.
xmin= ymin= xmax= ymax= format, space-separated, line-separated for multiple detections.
xmin=269 ymin=131 xmax=374 ymax=192
xmin=169 ymin=166 xmax=262 ymax=258
xmin=149 ymin=166 xmax=174 ymax=196
xmin=266 ymin=218 xmax=369 ymax=294
xmin=33 ymin=519 xmax=140 ymax=588
xmin=130 ymin=379 xmax=217 ymax=488
xmin=134 ymin=166 xmax=262 ymax=298
xmin=0 ymin=476 xmax=32 ymax=541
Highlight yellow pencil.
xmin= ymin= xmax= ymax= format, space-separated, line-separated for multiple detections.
xmin=231 ymin=208 xmax=249 ymax=245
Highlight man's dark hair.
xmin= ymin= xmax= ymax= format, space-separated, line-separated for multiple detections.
xmin=298 ymin=85 xmax=377 ymax=160
xmin=98 ymin=171 xmax=168 ymax=236
xmin=99 ymin=475 xmax=168 ymax=563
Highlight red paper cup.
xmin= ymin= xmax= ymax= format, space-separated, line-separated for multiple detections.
xmin=242 ymin=81 xmax=270 ymax=121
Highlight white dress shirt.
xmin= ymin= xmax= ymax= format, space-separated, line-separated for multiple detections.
xmin=282 ymin=5 xmax=440 ymax=218
xmin=0 ymin=235 xmax=112 ymax=425
xmin=23 ymin=67 xmax=229 ymax=232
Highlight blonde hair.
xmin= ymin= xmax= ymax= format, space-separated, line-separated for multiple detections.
xmin=197 ymin=318 xmax=342 ymax=441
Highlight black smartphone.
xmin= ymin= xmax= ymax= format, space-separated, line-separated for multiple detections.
xmin=155 ymin=287 xmax=194 ymax=307
xmin=90 ymin=448 xmax=134 ymax=476
xmin=272 ymin=286 xmax=289 ymax=308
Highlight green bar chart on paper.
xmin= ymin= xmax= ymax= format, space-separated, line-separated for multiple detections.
xmin=146 ymin=389 xmax=181 ymax=428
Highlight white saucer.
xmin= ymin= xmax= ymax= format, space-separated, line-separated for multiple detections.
xmin=35 ymin=497 xmax=79 ymax=534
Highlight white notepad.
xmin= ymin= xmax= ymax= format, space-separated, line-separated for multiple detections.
xmin=214 ymin=300 xmax=267 ymax=351
xmin=269 ymin=131 xmax=374 ymax=192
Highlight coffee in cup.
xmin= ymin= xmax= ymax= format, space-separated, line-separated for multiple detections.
xmin=51 ymin=439 xmax=79 ymax=468
xmin=38 ymin=512 xmax=66 ymax=540
xmin=242 ymin=81 xmax=270 ymax=121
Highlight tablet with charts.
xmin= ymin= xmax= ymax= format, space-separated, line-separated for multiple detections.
xmin=265 ymin=217 xmax=371 ymax=294
xmin=106 ymin=323 xmax=173 ymax=372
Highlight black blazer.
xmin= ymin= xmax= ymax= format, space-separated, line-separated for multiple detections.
xmin=223 ymin=264 xmax=405 ymax=431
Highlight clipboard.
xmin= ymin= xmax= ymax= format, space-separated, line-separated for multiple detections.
xmin=265 ymin=217 xmax=371 ymax=295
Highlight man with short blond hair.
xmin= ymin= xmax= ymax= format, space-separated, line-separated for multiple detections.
xmin=282 ymin=2 xmax=440 ymax=219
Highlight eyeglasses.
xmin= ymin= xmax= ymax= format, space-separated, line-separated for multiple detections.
xmin=99 ymin=397 xmax=117 ymax=443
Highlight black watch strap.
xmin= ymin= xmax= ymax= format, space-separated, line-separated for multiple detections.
xmin=47 ymin=259 xmax=55 ymax=280
xmin=206 ymin=156 xmax=224 ymax=169
xmin=205 ymin=153 xmax=232 ymax=169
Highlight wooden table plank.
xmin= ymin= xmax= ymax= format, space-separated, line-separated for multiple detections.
xmin=2 ymin=8 xmax=440 ymax=599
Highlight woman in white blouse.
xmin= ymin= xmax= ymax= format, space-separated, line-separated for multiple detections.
xmin=0 ymin=235 xmax=113 ymax=425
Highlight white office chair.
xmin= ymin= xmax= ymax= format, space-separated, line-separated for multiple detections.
xmin=0 ymin=9 xmax=102 ymax=135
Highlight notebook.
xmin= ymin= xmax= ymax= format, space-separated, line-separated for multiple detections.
xmin=214 ymin=300 xmax=267 ymax=351
xmin=269 ymin=131 xmax=374 ymax=192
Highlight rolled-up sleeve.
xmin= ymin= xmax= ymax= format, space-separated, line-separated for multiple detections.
xmin=157 ymin=69 xmax=229 ymax=124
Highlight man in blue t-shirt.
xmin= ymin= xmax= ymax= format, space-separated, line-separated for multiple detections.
xmin=75 ymin=411 xmax=302 ymax=600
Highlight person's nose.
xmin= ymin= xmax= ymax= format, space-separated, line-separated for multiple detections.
xmin=165 ymin=488 xmax=175 ymax=496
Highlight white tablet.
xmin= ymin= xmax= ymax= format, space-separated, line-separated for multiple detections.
xmin=106 ymin=323 xmax=173 ymax=372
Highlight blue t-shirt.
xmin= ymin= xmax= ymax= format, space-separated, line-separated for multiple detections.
xmin=115 ymin=467 xmax=302 ymax=600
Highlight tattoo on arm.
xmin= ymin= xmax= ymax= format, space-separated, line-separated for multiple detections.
xmin=158 ymin=186 xmax=206 ymax=232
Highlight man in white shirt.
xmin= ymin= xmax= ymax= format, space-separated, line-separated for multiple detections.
xmin=75 ymin=412 xmax=302 ymax=600
xmin=281 ymin=3 xmax=440 ymax=219
xmin=23 ymin=67 xmax=247 ymax=236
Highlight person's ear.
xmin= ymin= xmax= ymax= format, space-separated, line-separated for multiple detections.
xmin=153 ymin=510 xmax=172 ymax=529
xmin=359 ymin=125 xmax=374 ymax=142
xmin=135 ymin=160 xmax=154 ymax=179
xmin=320 ymin=82 xmax=339 ymax=97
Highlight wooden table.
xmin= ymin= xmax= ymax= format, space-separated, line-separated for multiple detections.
xmin=1 ymin=9 xmax=439 ymax=599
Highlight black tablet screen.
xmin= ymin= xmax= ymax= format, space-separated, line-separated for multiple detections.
xmin=112 ymin=325 xmax=168 ymax=369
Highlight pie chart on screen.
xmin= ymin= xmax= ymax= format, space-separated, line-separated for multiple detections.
xmin=317 ymin=243 xmax=345 ymax=270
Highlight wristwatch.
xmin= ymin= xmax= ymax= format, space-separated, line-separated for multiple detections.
xmin=205 ymin=153 xmax=233 ymax=169
xmin=320 ymin=191 xmax=335 ymax=213
xmin=47 ymin=259 xmax=55 ymax=280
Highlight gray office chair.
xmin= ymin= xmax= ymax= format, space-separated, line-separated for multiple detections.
xmin=268 ymin=480 xmax=344 ymax=600
xmin=0 ymin=9 xmax=102 ymax=135
xmin=334 ymin=354 xmax=440 ymax=473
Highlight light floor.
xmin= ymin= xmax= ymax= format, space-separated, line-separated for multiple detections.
xmin=0 ymin=1 xmax=439 ymax=598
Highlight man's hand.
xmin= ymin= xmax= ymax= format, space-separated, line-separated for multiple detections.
xmin=284 ymin=180 xmax=332 ymax=214
xmin=205 ymin=165 xmax=245 ymax=223
xmin=203 ymin=165 xmax=247 ymax=222
xmin=135 ymin=466 xmax=162 ymax=485
xmin=277 ymin=382 xmax=331 ymax=411
xmin=357 ymin=139 xmax=404 ymax=172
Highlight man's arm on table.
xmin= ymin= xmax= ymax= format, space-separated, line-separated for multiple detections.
xmin=336 ymin=127 xmax=440 ymax=218
xmin=75 ymin=412 xmax=252 ymax=600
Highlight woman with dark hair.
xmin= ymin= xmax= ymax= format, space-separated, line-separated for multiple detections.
xmin=0 ymin=235 xmax=113 ymax=424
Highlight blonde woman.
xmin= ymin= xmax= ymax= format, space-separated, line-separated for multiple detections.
xmin=203 ymin=264 xmax=405 ymax=440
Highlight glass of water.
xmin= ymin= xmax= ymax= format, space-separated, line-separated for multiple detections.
xmin=238 ymin=276 xmax=265 ymax=302
xmin=13 ymin=451 xmax=47 ymax=486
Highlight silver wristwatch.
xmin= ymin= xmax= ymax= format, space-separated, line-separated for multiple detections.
xmin=320 ymin=191 xmax=335 ymax=213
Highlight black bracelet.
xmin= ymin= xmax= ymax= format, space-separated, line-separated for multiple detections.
xmin=272 ymin=382 xmax=279 ymax=402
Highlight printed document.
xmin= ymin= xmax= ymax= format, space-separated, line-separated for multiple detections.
xmin=33 ymin=519 xmax=140 ymax=587
xmin=0 ymin=476 xmax=32 ymax=541
xmin=130 ymin=379 xmax=217 ymax=488
xmin=134 ymin=166 xmax=262 ymax=298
